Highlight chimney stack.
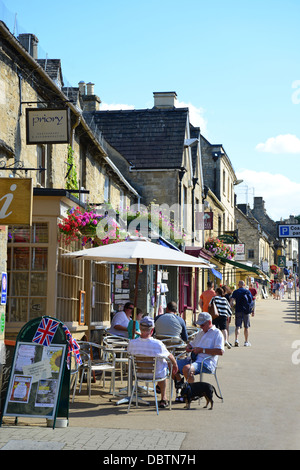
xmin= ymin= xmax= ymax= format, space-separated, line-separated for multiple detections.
xmin=18 ymin=33 xmax=39 ymax=59
xmin=78 ymin=81 xmax=86 ymax=95
xmin=153 ymin=91 xmax=177 ymax=109
xmin=79 ymin=81 xmax=101 ymax=111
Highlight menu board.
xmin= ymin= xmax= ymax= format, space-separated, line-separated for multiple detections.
xmin=3 ymin=342 xmax=67 ymax=420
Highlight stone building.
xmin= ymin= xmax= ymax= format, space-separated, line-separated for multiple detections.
xmin=200 ymin=135 xmax=238 ymax=287
xmin=235 ymin=204 xmax=274 ymax=288
xmin=82 ymin=91 xmax=208 ymax=316
xmin=0 ymin=22 xmax=139 ymax=344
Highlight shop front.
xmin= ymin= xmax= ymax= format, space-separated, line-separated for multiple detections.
xmin=5 ymin=189 xmax=111 ymax=342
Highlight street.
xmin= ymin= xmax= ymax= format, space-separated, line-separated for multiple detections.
xmin=1 ymin=295 xmax=300 ymax=451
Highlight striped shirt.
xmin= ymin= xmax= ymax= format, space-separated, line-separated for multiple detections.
xmin=210 ymin=296 xmax=232 ymax=317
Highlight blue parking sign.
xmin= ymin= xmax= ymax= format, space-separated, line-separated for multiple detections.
xmin=1 ymin=272 xmax=7 ymax=305
xmin=279 ymin=226 xmax=290 ymax=237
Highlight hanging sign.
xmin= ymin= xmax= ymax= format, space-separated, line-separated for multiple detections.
xmin=26 ymin=108 xmax=70 ymax=144
xmin=0 ymin=178 xmax=33 ymax=225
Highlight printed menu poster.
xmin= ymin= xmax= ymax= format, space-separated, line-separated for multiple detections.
xmin=8 ymin=375 xmax=32 ymax=404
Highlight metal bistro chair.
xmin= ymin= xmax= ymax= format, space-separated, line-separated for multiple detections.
xmin=159 ymin=336 xmax=187 ymax=358
xmin=200 ymin=355 xmax=223 ymax=401
xmin=127 ymin=354 xmax=173 ymax=415
xmin=186 ymin=327 xmax=200 ymax=341
xmin=77 ymin=341 xmax=116 ymax=399
xmin=176 ymin=351 xmax=223 ymax=402
xmin=70 ymin=352 xmax=80 ymax=403
xmin=103 ymin=335 xmax=129 ymax=383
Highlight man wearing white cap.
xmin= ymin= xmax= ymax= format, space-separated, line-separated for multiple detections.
xmin=173 ymin=312 xmax=224 ymax=385
xmin=127 ymin=316 xmax=178 ymax=408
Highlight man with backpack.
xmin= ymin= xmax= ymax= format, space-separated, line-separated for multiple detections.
xmin=230 ymin=281 xmax=254 ymax=347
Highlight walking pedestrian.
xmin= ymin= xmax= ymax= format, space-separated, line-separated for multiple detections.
xmin=208 ymin=287 xmax=232 ymax=348
xmin=199 ymin=281 xmax=216 ymax=312
xmin=230 ymin=281 xmax=254 ymax=347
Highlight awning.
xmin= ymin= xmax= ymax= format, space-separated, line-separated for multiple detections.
xmin=185 ymin=246 xmax=222 ymax=279
xmin=158 ymin=237 xmax=180 ymax=251
xmin=211 ymin=268 xmax=222 ymax=280
xmin=216 ymin=255 xmax=269 ymax=280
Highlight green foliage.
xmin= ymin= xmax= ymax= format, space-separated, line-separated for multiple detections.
xmin=66 ymin=145 xmax=79 ymax=190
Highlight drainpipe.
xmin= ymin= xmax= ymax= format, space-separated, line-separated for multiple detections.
xmin=192 ymin=176 xmax=198 ymax=245
xmin=178 ymin=167 xmax=186 ymax=230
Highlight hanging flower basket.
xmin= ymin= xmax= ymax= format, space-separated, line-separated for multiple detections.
xmin=58 ymin=206 xmax=126 ymax=247
xmin=270 ymin=264 xmax=280 ymax=274
xmin=205 ymin=237 xmax=236 ymax=260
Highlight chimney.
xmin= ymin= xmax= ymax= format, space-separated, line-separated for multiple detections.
xmin=78 ymin=81 xmax=86 ymax=95
xmin=18 ymin=33 xmax=39 ymax=59
xmin=153 ymin=91 xmax=177 ymax=109
xmin=79 ymin=81 xmax=101 ymax=111
xmin=86 ymin=82 xmax=94 ymax=95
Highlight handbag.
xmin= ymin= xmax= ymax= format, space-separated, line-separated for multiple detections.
xmin=208 ymin=299 xmax=219 ymax=320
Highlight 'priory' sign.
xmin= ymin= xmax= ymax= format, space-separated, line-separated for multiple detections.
xmin=26 ymin=108 xmax=70 ymax=144
xmin=0 ymin=178 xmax=33 ymax=225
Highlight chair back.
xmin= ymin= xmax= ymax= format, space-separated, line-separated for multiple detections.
xmin=130 ymin=355 xmax=157 ymax=381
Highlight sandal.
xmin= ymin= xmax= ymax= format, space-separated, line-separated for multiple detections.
xmin=158 ymin=399 xmax=169 ymax=408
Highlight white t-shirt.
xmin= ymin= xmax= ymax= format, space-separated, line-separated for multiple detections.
xmin=127 ymin=337 xmax=170 ymax=379
xmin=190 ymin=326 xmax=224 ymax=371
xmin=109 ymin=311 xmax=130 ymax=337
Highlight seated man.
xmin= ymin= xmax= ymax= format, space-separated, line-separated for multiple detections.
xmin=127 ymin=316 xmax=178 ymax=408
xmin=173 ymin=312 xmax=224 ymax=386
xmin=154 ymin=301 xmax=188 ymax=342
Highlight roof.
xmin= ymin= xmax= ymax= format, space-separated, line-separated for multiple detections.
xmin=37 ymin=59 xmax=64 ymax=87
xmin=83 ymin=107 xmax=189 ymax=170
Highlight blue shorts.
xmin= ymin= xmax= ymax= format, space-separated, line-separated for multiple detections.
xmin=177 ymin=357 xmax=213 ymax=375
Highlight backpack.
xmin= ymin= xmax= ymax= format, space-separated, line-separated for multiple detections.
xmin=239 ymin=290 xmax=254 ymax=314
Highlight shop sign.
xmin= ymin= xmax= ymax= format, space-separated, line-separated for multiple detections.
xmin=1 ymin=272 xmax=7 ymax=305
xmin=0 ymin=178 xmax=33 ymax=225
xmin=26 ymin=108 xmax=70 ymax=144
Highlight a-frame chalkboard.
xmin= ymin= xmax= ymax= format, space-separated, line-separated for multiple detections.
xmin=0 ymin=316 xmax=71 ymax=429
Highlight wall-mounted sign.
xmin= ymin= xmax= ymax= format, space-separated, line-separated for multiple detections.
xmin=1 ymin=272 xmax=7 ymax=305
xmin=195 ymin=212 xmax=213 ymax=230
xmin=26 ymin=108 xmax=70 ymax=144
xmin=0 ymin=178 xmax=33 ymax=225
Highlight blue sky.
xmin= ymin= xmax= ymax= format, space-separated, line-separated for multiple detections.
xmin=2 ymin=0 xmax=300 ymax=221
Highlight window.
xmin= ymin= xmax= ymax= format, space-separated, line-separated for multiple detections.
xmin=36 ymin=145 xmax=46 ymax=187
xmin=182 ymin=267 xmax=192 ymax=309
xmin=248 ymin=249 xmax=255 ymax=259
xmin=104 ymin=175 xmax=110 ymax=202
xmin=7 ymin=223 xmax=49 ymax=322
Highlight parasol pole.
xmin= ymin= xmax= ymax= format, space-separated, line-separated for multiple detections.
xmin=132 ymin=258 xmax=140 ymax=339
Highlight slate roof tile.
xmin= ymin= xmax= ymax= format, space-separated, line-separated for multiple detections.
xmin=83 ymin=108 xmax=189 ymax=169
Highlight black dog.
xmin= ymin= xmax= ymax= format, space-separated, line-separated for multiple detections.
xmin=180 ymin=381 xmax=222 ymax=410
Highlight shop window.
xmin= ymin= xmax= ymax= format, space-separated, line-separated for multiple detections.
xmin=182 ymin=267 xmax=192 ymax=309
xmin=57 ymin=237 xmax=84 ymax=323
xmin=7 ymin=223 xmax=48 ymax=323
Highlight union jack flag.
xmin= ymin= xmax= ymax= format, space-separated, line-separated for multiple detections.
xmin=32 ymin=317 xmax=60 ymax=347
xmin=62 ymin=325 xmax=82 ymax=369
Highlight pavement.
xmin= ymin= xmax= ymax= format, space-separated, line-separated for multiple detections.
xmin=1 ymin=294 xmax=300 ymax=452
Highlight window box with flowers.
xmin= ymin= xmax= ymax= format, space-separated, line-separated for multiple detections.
xmin=205 ymin=237 xmax=236 ymax=260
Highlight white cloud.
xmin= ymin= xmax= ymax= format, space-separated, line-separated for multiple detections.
xmin=235 ymin=169 xmax=300 ymax=221
xmin=176 ymin=101 xmax=208 ymax=135
xmin=100 ymin=103 xmax=135 ymax=110
xmin=256 ymin=134 xmax=300 ymax=154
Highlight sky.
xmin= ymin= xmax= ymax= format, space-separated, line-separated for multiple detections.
xmin=2 ymin=0 xmax=300 ymax=221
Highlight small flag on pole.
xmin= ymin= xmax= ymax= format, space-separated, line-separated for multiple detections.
xmin=32 ymin=317 xmax=60 ymax=347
